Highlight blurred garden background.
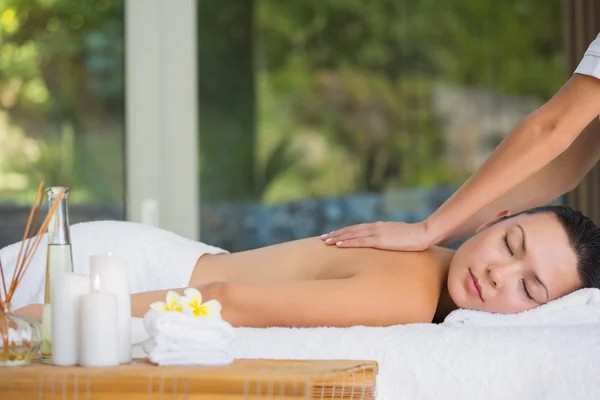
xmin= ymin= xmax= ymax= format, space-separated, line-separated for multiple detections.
xmin=0 ymin=0 xmax=566 ymax=249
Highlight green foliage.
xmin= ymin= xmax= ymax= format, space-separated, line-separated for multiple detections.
xmin=0 ymin=0 xmax=124 ymax=204
xmin=255 ymin=0 xmax=564 ymax=202
xmin=258 ymin=0 xmax=563 ymax=97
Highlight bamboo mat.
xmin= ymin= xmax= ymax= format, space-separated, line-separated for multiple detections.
xmin=0 ymin=358 xmax=378 ymax=399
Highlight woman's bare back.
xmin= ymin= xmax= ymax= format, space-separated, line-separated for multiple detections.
xmin=192 ymin=237 xmax=451 ymax=282
xmin=189 ymin=237 xmax=455 ymax=326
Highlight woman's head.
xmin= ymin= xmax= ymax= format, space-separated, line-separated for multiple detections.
xmin=447 ymin=205 xmax=600 ymax=314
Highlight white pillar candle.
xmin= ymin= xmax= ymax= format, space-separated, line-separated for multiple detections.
xmin=51 ymin=273 xmax=90 ymax=366
xmin=79 ymin=275 xmax=119 ymax=367
xmin=89 ymin=254 xmax=132 ymax=364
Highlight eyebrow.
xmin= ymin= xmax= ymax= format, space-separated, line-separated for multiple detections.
xmin=517 ymin=224 xmax=549 ymax=301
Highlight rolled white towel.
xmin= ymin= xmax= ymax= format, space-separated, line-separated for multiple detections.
xmin=144 ymin=309 xmax=235 ymax=338
xmin=443 ymin=288 xmax=600 ymax=327
xmin=142 ymin=310 xmax=235 ymax=366
xmin=149 ymin=330 xmax=233 ymax=349
xmin=142 ymin=336 xmax=233 ymax=354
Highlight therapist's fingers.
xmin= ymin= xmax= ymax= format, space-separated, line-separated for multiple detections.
xmin=323 ymin=229 xmax=374 ymax=245
xmin=334 ymin=236 xmax=378 ymax=248
xmin=321 ymin=224 xmax=374 ymax=244
xmin=321 ymin=223 xmax=370 ymax=240
xmin=322 ymin=221 xmax=433 ymax=251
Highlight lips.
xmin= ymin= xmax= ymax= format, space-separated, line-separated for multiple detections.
xmin=467 ymin=268 xmax=483 ymax=301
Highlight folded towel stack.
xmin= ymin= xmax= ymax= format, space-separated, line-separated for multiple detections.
xmin=443 ymin=288 xmax=600 ymax=327
xmin=142 ymin=310 xmax=235 ymax=366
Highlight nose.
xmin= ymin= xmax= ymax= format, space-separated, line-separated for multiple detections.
xmin=486 ymin=262 xmax=521 ymax=289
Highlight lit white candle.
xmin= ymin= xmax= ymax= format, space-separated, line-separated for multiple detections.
xmin=89 ymin=254 xmax=132 ymax=364
xmin=79 ymin=275 xmax=119 ymax=367
xmin=51 ymin=273 xmax=90 ymax=366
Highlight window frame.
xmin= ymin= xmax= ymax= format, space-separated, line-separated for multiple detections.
xmin=125 ymin=0 xmax=199 ymax=240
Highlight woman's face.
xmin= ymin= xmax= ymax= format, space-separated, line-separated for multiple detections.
xmin=447 ymin=212 xmax=582 ymax=314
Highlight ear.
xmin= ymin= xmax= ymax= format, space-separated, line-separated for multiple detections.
xmin=475 ymin=210 xmax=512 ymax=234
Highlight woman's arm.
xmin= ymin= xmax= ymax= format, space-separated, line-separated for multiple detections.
xmin=206 ymin=276 xmax=437 ymax=328
xmin=16 ymin=273 xmax=438 ymax=327
xmin=14 ymin=288 xmax=192 ymax=321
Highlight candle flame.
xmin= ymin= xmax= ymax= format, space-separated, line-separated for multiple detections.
xmin=93 ymin=275 xmax=101 ymax=293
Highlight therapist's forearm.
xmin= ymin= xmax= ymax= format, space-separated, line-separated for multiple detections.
xmin=425 ymin=122 xmax=565 ymax=243
xmin=425 ymin=74 xmax=600 ymax=244
xmin=440 ymin=168 xmax=576 ymax=246
xmin=439 ymin=119 xmax=600 ymax=245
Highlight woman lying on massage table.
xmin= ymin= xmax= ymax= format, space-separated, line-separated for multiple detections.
xmin=16 ymin=205 xmax=600 ymax=327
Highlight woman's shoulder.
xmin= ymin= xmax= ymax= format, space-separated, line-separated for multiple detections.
xmin=356 ymin=247 xmax=453 ymax=323
xmin=357 ymin=245 xmax=453 ymax=278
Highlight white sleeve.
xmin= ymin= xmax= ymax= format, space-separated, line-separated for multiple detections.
xmin=574 ymin=33 xmax=600 ymax=79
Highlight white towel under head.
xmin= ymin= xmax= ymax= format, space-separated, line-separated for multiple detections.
xmin=443 ymin=288 xmax=600 ymax=327
xmin=142 ymin=310 xmax=235 ymax=366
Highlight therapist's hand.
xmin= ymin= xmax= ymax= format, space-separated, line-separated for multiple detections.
xmin=320 ymin=221 xmax=435 ymax=251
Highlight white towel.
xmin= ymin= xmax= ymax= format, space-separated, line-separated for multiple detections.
xmin=143 ymin=336 xmax=233 ymax=353
xmin=143 ymin=309 xmax=235 ymax=343
xmin=144 ymin=348 xmax=233 ymax=366
xmin=142 ymin=333 xmax=234 ymax=366
xmin=142 ymin=310 xmax=235 ymax=366
xmin=443 ymin=288 xmax=600 ymax=327
xmin=227 ymin=323 xmax=600 ymax=400
xmin=0 ymin=221 xmax=227 ymax=310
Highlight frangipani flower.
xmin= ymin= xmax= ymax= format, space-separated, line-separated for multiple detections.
xmin=150 ymin=290 xmax=184 ymax=312
xmin=181 ymin=288 xmax=223 ymax=319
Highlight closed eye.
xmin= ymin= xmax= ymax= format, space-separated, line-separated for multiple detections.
xmin=503 ymin=233 xmax=513 ymax=256
xmin=522 ymin=279 xmax=534 ymax=301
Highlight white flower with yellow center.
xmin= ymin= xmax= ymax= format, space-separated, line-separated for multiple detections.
xmin=150 ymin=290 xmax=184 ymax=312
xmin=181 ymin=288 xmax=223 ymax=319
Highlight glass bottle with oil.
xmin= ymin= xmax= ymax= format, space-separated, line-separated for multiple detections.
xmin=40 ymin=187 xmax=74 ymax=364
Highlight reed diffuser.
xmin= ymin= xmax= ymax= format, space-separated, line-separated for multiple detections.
xmin=0 ymin=182 xmax=65 ymax=367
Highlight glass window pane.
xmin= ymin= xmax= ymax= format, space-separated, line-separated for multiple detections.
xmin=199 ymin=0 xmax=565 ymax=251
xmin=0 ymin=0 xmax=125 ymax=248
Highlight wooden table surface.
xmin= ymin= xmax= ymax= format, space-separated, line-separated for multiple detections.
xmin=0 ymin=358 xmax=378 ymax=399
